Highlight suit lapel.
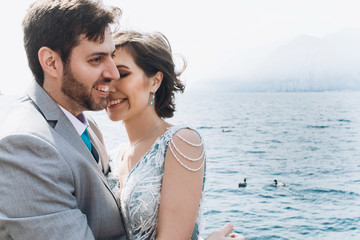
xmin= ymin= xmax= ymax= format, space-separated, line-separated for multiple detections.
xmin=87 ymin=121 xmax=112 ymax=189
xmin=27 ymin=82 xmax=112 ymax=190
xmin=87 ymin=126 xmax=121 ymax=207
xmin=87 ymin=121 xmax=109 ymax=171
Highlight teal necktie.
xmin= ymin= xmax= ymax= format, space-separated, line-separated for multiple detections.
xmin=81 ymin=128 xmax=91 ymax=152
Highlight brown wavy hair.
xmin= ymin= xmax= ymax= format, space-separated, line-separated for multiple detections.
xmin=113 ymin=30 xmax=186 ymax=118
xmin=23 ymin=0 xmax=121 ymax=86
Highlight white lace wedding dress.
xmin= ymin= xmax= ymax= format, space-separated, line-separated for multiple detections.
xmin=108 ymin=126 xmax=206 ymax=240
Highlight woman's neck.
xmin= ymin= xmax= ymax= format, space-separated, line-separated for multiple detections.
xmin=123 ymin=109 xmax=164 ymax=146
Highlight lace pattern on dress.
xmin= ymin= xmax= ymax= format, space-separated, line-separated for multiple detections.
xmin=108 ymin=125 xmax=206 ymax=240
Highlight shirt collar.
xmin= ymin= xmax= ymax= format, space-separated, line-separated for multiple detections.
xmin=58 ymin=105 xmax=89 ymax=136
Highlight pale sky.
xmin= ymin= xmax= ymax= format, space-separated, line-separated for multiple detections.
xmin=1 ymin=0 xmax=360 ymax=95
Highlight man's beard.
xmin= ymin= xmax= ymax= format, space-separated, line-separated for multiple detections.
xmin=61 ymin=64 xmax=109 ymax=112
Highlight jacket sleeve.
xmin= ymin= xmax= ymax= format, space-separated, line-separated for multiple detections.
xmin=0 ymin=134 xmax=95 ymax=240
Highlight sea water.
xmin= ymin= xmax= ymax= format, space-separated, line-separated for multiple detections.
xmin=1 ymin=91 xmax=360 ymax=239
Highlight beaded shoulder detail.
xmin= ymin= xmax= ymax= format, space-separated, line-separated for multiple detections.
xmin=168 ymin=127 xmax=206 ymax=172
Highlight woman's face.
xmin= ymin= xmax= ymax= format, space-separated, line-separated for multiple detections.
xmin=106 ymin=48 xmax=154 ymax=122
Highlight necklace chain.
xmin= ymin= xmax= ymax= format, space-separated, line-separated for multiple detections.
xmin=121 ymin=122 xmax=163 ymax=162
xmin=130 ymin=123 xmax=163 ymax=148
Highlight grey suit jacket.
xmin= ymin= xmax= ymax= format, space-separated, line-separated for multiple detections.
xmin=0 ymin=82 xmax=126 ymax=240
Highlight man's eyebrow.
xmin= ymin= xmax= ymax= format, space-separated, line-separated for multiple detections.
xmin=88 ymin=51 xmax=115 ymax=57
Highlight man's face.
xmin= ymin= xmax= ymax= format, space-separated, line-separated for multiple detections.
xmin=60 ymin=28 xmax=119 ymax=113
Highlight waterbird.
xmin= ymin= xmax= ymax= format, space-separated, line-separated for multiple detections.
xmin=238 ymin=178 xmax=247 ymax=187
xmin=274 ymin=179 xmax=285 ymax=187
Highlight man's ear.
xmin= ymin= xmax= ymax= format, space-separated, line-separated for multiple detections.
xmin=151 ymin=71 xmax=163 ymax=92
xmin=38 ymin=47 xmax=62 ymax=78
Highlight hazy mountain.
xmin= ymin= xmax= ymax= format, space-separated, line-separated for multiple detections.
xmin=237 ymin=28 xmax=360 ymax=92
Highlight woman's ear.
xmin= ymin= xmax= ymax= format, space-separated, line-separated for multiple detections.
xmin=38 ymin=47 xmax=62 ymax=78
xmin=151 ymin=71 xmax=163 ymax=92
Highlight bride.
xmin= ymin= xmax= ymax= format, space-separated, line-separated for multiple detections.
xmin=106 ymin=30 xmax=244 ymax=240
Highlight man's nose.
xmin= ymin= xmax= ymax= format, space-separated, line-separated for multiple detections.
xmin=103 ymin=58 xmax=120 ymax=81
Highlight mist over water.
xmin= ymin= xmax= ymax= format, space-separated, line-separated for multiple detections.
xmin=2 ymin=90 xmax=360 ymax=239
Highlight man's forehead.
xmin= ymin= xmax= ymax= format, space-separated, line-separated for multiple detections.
xmin=74 ymin=32 xmax=115 ymax=54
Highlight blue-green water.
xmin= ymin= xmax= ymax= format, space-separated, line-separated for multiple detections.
xmin=1 ymin=91 xmax=360 ymax=239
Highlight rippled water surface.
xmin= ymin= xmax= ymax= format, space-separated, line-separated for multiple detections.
xmin=170 ymin=91 xmax=360 ymax=240
xmin=2 ymin=91 xmax=360 ymax=239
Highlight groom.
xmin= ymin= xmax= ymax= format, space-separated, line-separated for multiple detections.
xmin=0 ymin=0 xmax=244 ymax=239
xmin=0 ymin=0 xmax=125 ymax=239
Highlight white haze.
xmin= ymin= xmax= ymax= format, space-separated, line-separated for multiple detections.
xmin=1 ymin=0 xmax=360 ymax=94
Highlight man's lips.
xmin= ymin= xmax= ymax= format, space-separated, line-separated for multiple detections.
xmin=94 ymin=84 xmax=110 ymax=94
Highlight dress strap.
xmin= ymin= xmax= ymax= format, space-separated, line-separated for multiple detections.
xmin=165 ymin=126 xmax=206 ymax=172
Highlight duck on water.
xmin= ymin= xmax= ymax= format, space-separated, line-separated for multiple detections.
xmin=238 ymin=178 xmax=247 ymax=187
xmin=274 ymin=179 xmax=285 ymax=187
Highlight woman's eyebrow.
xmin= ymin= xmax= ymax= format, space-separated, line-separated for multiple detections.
xmin=116 ymin=64 xmax=130 ymax=69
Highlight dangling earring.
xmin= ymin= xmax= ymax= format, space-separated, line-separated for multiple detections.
xmin=150 ymin=92 xmax=155 ymax=105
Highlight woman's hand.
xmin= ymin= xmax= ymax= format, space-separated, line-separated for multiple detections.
xmin=205 ymin=223 xmax=245 ymax=240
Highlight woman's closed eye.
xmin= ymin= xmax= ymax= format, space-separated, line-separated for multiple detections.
xmin=119 ymin=72 xmax=129 ymax=78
